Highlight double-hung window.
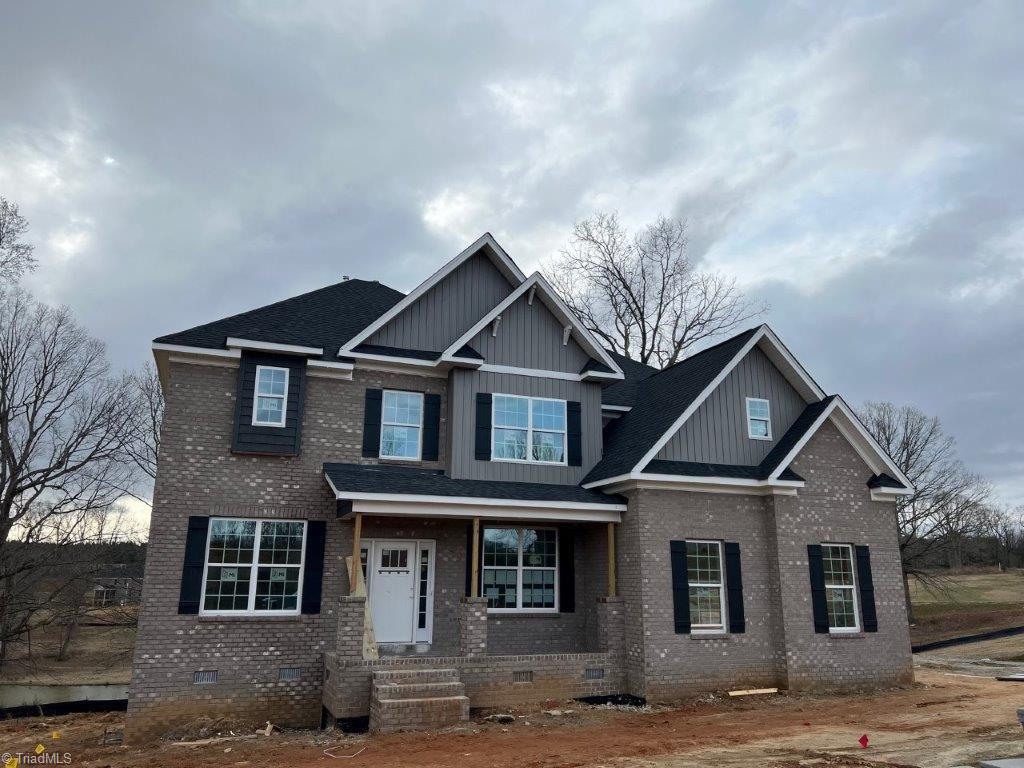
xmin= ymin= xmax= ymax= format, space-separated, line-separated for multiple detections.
xmin=201 ymin=518 xmax=306 ymax=615
xmin=380 ymin=390 xmax=423 ymax=460
xmin=482 ymin=527 xmax=558 ymax=612
xmin=253 ymin=366 xmax=289 ymax=426
xmin=492 ymin=395 xmax=567 ymax=464
xmin=822 ymin=543 xmax=859 ymax=632
xmin=746 ymin=397 xmax=771 ymax=440
xmin=687 ymin=540 xmax=725 ymax=632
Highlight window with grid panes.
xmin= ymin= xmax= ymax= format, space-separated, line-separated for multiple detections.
xmin=482 ymin=527 xmax=558 ymax=611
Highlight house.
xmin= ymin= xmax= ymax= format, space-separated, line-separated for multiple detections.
xmin=125 ymin=234 xmax=914 ymax=740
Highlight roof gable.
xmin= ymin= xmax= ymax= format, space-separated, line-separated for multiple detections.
xmin=341 ymin=233 xmax=525 ymax=357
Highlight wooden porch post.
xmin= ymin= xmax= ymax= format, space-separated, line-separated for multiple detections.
xmin=607 ymin=521 xmax=617 ymax=598
xmin=350 ymin=512 xmax=363 ymax=594
xmin=470 ymin=517 xmax=481 ymax=598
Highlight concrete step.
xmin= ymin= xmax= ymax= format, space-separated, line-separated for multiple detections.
xmin=372 ymin=668 xmax=459 ymax=684
xmin=369 ymin=695 xmax=470 ymax=734
xmin=373 ymin=681 xmax=466 ymax=701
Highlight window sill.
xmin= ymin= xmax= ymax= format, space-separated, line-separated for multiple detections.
xmin=487 ymin=611 xmax=562 ymax=619
xmin=827 ymin=630 xmax=866 ymax=639
xmin=197 ymin=614 xmax=309 ymax=623
xmin=690 ymin=630 xmax=729 ymax=638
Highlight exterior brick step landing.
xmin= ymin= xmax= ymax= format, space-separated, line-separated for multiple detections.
xmin=369 ymin=669 xmax=469 ymax=733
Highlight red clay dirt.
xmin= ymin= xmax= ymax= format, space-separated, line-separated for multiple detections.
xmin=2 ymin=668 xmax=1022 ymax=767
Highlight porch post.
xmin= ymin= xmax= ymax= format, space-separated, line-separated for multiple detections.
xmin=350 ymin=512 xmax=363 ymax=594
xmin=607 ymin=521 xmax=617 ymax=598
xmin=470 ymin=516 xmax=481 ymax=597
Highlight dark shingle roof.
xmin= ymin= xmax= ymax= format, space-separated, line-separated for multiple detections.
xmin=585 ymin=328 xmax=760 ymax=483
xmin=646 ymin=460 xmax=804 ymax=483
xmin=154 ymin=278 xmax=404 ymax=360
xmin=756 ymin=396 xmax=837 ymax=477
xmin=867 ymin=472 xmax=906 ymax=490
xmin=353 ymin=344 xmax=438 ymax=361
xmin=601 ymin=350 xmax=660 ymax=407
xmin=324 ymin=463 xmax=625 ymax=506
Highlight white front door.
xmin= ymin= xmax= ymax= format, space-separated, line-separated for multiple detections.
xmin=369 ymin=540 xmax=418 ymax=643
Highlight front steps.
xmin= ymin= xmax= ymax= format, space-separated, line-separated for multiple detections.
xmin=369 ymin=668 xmax=470 ymax=733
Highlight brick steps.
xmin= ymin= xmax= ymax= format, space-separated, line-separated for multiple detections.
xmin=368 ymin=669 xmax=469 ymax=733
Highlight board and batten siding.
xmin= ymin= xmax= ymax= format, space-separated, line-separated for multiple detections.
xmin=655 ymin=346 xmax=810 ymax=465
xmin=367 ymin=251 xmax=514 ymax=353
xmin=468 ymin=292 xmax=591 ymax=374
xmin=448 ymin=369 xmax=602 ymax=484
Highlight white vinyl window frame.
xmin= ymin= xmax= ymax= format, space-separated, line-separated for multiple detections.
xmin=821 ymin=542 xmax=860 ymax=634
xmin=379 ymin=389 xmax=425 ymax=461
xmin=199 ymin=517 xmax=307 ymax=617
xmin=490 ymin=394 xmax=568 ymax=466
xmin=359 ymin=538 xmax=435 ymax=644
xmin=687 ymin=539 xmax=726 ymax=634
xmin=481 ymin=526 xmax=559 ymax=614
xmin=745 ymin=397 xmax=772 ymax=440
xmin=252 ymin=365 xmax=289 ymax=427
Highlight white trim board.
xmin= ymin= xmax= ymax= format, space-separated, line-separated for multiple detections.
xmin=438 ymin=272 xmax=624 ymax=379
xmin=349 ymin=500 xmax=622 ymax=523
xmin=630 ymin=325 xmax=826 ymax=474
xmin=226 ymin=337 xmax=323 ymax=356
xmin=339 ymin=233 xmax=526 ymax=356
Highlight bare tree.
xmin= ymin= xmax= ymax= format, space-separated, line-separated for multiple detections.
xmin=124 ymin=361 xmax=164 ymax=496
xmin=0 ymin=289 xmax=140 ymax=665
xmin=858 ymin=401 xmax=991 ymax=622
xmin=545 ymin=212 xmax=765 ymax=367
xmin=0 ymin=197 xmax=37 ymax=284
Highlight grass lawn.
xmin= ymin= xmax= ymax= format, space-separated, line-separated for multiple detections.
xmin=908 ymin=568 xmax=1024 ymax=646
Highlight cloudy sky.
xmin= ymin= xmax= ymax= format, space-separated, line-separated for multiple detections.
xmin=3 ymin=1 xmax=1022 ymax=516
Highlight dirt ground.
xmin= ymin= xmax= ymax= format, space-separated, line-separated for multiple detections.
xmin=2 ymin=664 xmax=1023 ymax=768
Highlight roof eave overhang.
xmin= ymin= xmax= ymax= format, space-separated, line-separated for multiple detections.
xmin=583 ymin=471 xmax=803 ymax=497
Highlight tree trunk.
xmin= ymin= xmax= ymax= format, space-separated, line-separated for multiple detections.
xmin=57 ymin=618 xmax=77 ymax=661
xmin=902 ymin=570 xmax=915 ymax=625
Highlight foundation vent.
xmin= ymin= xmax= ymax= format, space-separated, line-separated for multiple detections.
xmin=193 ymin=670 xmax=218 ymax=684
xmin=279 ymin=667 xmax=301 ymax=681
xmin=512 ymin=670 xmax=533 ymax=684
xmin=585 ymin=668 xmax=605 ymax=680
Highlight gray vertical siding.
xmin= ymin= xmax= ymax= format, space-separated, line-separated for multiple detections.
xmin=656 ymin=346 xmax=809 ymax=465
xmin=468 ymin=292 xmax=591 ymax=373
xmin=448 ymin=369 xmax=602 ymax=484
xmin=368 ymin=252 xmax=514 ymax=352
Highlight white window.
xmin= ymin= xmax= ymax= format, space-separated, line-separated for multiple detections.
xmin=687 ymin=540 xmax=725 ymax=632
xmin=492 ymin=394 xmax=567 ymax=465
xmin=822 ymin=543 xmax=859 ymax=633
xmin=252 ymin=365 xmax=289 ymax=427
xmin=201 ymin=518 xmax=306 ymax=615
xmin=746 ymin=397 xmax=771 ymax=440
xmin=482 ymin=527 xmax=558 ymax=612
xmin=380 ymin=390 xmax=424 ymax=460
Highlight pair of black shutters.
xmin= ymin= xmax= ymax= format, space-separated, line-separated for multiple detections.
xmin=177 ymin=516 xmax=327 ymax=615
xmin=807 ymin=544 xmax=878 ymax=633
xmin=464 ymin=523 xmax=576 ymax=612
xmin=474 ymin=393 xmax=583 ymax=466
xmin=360 ymin=389 xmax=441 ymax=461
xmin=670 ymin=541 xmax=746 ymax=634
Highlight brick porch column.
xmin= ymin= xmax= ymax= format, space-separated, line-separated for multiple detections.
xmin=336 ymin=595 xmax=368 ymax=660
xmin=459 ymin=597 xmax=488 ymax=656
xmin=595 ymin=596 xmax=625 ymax=657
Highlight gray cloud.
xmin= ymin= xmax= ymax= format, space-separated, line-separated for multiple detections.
xmin=2 ymin=0 xmax=1022 ymax=504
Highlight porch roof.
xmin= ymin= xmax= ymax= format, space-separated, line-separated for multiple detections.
xmin=323 ymin=462 xmax=626 ymax=520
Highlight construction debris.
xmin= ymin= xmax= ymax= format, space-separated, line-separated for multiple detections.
xmin=728 ymin=687 xmax=778 ymax=697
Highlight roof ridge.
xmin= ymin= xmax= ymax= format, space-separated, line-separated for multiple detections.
xmin=643 ymin=324 xmax=763 ymax=380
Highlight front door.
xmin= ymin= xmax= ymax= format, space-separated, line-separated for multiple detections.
xmin=369 ymin=540 xmax=418 ymax=643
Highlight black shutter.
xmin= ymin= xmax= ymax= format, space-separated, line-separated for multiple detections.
xmin=422 ymin=393 xmax=441 ymax=461
xmin=361 ymin=389 xmax=383 ymax=457
xmin=567 ymin=401 xmax=582 ymax=467
xmin=724 ymin=542 xmax=745 ymax=634
xmin=807 ymin=544 xmax=829 ymax=633
xmin=559 ymin=528 xmax=575 ymax=613
xmin=855 ymin=545 xmax=878 ymax=632
xmin=301 ymin=520 xmax=327 ymax=614
xmin=670 ymin=540 xmax=690 ymax=634
xmin=178 ymin=516 xmax=210 ymax=614
xmin=474 ymin=392 xmax=492 ymax=461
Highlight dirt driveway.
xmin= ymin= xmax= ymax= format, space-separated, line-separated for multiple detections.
xmin=2 ymin=666 xmax=1023 ymax=768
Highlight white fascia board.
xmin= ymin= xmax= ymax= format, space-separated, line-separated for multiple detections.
xmin=339 ymin=233 xmax=526 ymax=356
xmin=601 ymin=404 xmax=632 ymax=413
xmin=765 ymin=399 xmax=839 ymax=481
xmin=307 ymin=359 xmax=354 ymax=380
xmin=439 ymin=272 xmax=624 ymax=379
xmin=870 ymin=488 xmax=914 ymax=502
xmin=330 ymin=489 xmax=626 ymax=512
xmin=756 ymin=326 xmax=826 ymax=402
xmin=344 ymin=350 xmax=438 ymax=367
xmin=477 ymin=363 xmax=583 ymax=381
xmin=350 ymin=500 xmax=622 ymax=523
xmin=152 ymin=342 xmax=241 ymax=359
xmin=583 ymin=470 xmax=803 ymax=492
xmin=226 ymin=337 xmax=323 ymax=356
xmin=831 ymin=397 xmax=915 ymax=489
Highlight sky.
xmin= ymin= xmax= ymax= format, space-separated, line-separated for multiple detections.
xmin=2 ymin=1 xmax=1022 ymax=523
